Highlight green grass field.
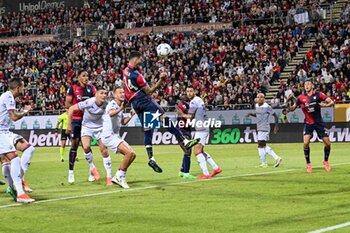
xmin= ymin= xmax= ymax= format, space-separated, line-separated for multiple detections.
xmin=1 ymin=143 xmax=350 ymax=233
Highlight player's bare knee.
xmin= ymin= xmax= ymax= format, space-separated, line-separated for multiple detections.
xmin=101 ymin=150 xmax=109 ymax=158
xmin=83 ymin=147 xmax=91 ymax=154
xmin=6 ymin=152 xmax=18 ymax=161
xmin=130 ymin=151 xmax=136 ymax=160
xmin=71 ymin=139 xmax=79 ymax=149
xmin=126 ymin=150 xmax=136 ymax=160
xmin=324 ymin=141 xmax=331 ymax=148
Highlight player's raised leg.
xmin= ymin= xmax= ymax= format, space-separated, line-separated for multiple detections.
xmin=143 ymin=128 xmax=162 ymax=173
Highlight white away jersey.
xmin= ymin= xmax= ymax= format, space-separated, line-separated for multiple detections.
xmin=189 ymin=96 xmax=207 ymax=131
xmin=102 ymin=100 xmax=123 ymax=137
xmin=78 ymin=97 xmax=108 ymax=129
xmin=0 ymin=91 xmax=16 ymax=131
xmin=255 ymin=102 xmax=274 ymax=132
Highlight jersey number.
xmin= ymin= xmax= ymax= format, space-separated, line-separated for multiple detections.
xmin=127 ymin=79 xmax=139 ymax=92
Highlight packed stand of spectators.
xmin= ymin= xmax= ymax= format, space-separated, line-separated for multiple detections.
xmin=273 ymin=21 xmax=350 ymax=107
xmin=0 ymin=21 xmax=307 ymax=113
xmin=0 ymin=0 xmax=331 ymax=37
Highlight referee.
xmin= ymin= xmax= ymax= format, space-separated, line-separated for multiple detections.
xmin=55 ymin=109 xmax=70 ymax=162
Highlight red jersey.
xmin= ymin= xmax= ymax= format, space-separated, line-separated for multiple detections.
xmin=296 ymin=91 xmax=327 ymax=125
xmin=177 ymin=101 xmax=191 ymax=130
xmin=66 ymin=83 xmax=96 ymax=120
xmin=123 ymin=65 xmax=148 ymax=102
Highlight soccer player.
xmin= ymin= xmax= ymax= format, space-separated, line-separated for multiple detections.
xmin=288 ymin=80 xmax=334 ymax=173
xmin=123 ymin=51 xmax=199 ymax=173
xmin=0 ymin=78 xmax=35 ymax=203
xmin=177 ymin=86 xmax=222 ymax=179
xmin=101 ymin=86 xmax=136 ymax=188
xmin=176 ymin=98 xmax=196 ymax=179
xmin=66 ymin=70 xmax=96 ymax=183
xmin=67 ymin=87 xmax=109 ymax=184
xmin=55 ymin=109 xmax=69 ymax=162
xmin=246 ymin=93 xmax=282 ymax=168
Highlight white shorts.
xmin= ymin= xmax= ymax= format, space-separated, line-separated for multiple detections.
xmin=258 ymin=131 xmax=270 ymax=141
xmin=194 ymin=131 xmax=209 ymax=146
xmin=0 ymin=132 xmax=16 ymax=155
xmin=101 ymin=134 xmax=124 ymax=153
xmin=6 ymin=131 xmax=24 ymax=146
xmin=81 ymin=126 xmax=103 ymax=140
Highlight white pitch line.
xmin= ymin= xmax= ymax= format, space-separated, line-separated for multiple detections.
xmin=1 ymin=162 xmax=350 ymax=209
xmin=0 ymin=169 xmax=296 ymax=209
xmin=308 ymin=221 xmax=350 ymax=233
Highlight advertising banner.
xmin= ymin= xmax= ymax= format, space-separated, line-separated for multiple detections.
xmin=334 ymin=104 xmax=350 ymax=122
xmin=13 ymin=122 xmax=350 ymax=147
xmin=15 ymin=108 xmax=334 ymax=130
xmin=0 ymin=0 xmax=85 ymax=14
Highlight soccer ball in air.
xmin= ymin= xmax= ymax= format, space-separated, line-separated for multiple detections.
xmin=156 ymin=43 xmax=172 ymax=57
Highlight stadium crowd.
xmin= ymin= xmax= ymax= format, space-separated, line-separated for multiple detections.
xmin=0 ymin=1 xmax=349 ymax=114
xmin=277 ymin=21 xmax=350 ymax=105
xmin=0 ymin=0 xmax=333 ymax=37
xmin=0 ymin=20 xmax=309 ymax=113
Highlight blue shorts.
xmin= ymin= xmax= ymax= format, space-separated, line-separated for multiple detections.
xmin=132 ymin=97 xmax=164 ymax=128
xmin=71 ymin=119 xmax=82 ymax=139
xmin=303 ymin=123 xmax=328 ymax=139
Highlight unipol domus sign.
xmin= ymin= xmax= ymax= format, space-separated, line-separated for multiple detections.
xmin=0 ymin=0 xmax=86 ymax=14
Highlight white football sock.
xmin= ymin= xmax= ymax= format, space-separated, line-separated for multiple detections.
xmin=116 ymin=169 xmax=126 ymax=178
xmin=103 ymin=156 xmax=112 ymax=178
xmin=203 ymin=152 xmax=219 ymax=170
xmin=2 ymin=162 xmax=14 ymax=188
xmin=258 ymin=148 xmax=267 ymax=164
xmin=196 ymin=153 xmax=209 ymax=175
xmin=84 ymin=151 xmax=95 ymax=169
xmin=21 ymin=145 xmax=35 ymax=176
xmin=265 ymin=146 xmax=279 ymax=160
xmin=10 ymin=157 xmax=25 ymax=196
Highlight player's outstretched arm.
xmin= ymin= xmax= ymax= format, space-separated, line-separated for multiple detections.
xmin=109 ymin=103 xmax=125 ymax=118
xmin=176 ymin=106 xmax=194 ymax=119
xmin=122 ymin=109 xmax=136 ymax=125
xmin=246 ymin=113 xmax=256 ymax=117
xmin=142 ymin=72 xmax=167 ymax=95
xmin=66 ymin=104 xmax=79 ymax=135
xmin=320 ymin=97 xmax=334 ymax=107
xmin=8 ymin=104 xmax=31 ymax=122
xmin=65 ymin=94 xmax=73 ymax=109
xmin=288 ymin=102 xmax=298 ymax=112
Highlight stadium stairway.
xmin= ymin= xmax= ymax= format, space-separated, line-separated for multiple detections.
xmin=265 ymin=0 xmax=348 ymax=102
xmin=265 ymin=38 xmax=315 ymax=102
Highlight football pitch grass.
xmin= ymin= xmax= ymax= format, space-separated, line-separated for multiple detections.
xmin=1 ymin=143 xmax=350 ymax=233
